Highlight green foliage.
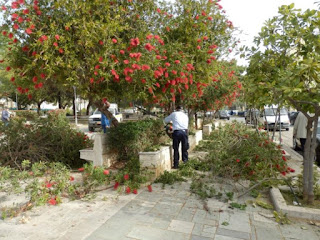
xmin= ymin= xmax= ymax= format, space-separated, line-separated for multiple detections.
xmin=230 ymin=202 xmax=247 ymax=210
xmin=190 ymin=178 xmax=216 ymax=200
xmin=14 ymin=110 xmax=39 ymax=121
xmin=198 ymin=122 xmax=288 ymax=181
xmin=154 ymin=170 xmax=186 ymax=188
xmin=273 ymin=211 xmax=291 ymax=225
xmin=0 ymin=110 xmax=92 ymax=168
xmin=107 ymin=120 xmax=167 ymax=161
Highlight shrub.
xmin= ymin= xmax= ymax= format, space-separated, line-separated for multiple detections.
xmin=196 ymin=122 xmax=289 ymax=181
xmin=107 ymin=119 xmax=168 ymax=161
xmin=14 ymin=110 xmax=38 ymax=121
xmin=0 ymin=109 xmax=92 ymax=169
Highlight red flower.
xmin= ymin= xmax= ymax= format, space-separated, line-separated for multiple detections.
xmin=23 ymin=9 xmax=29 ymax=14
xmin=236 ymin=159 xmax=240 ymax=163
xmin=147 ymin=185 xmax=152 ymax=192
xmin=46 ymin=182 xmax=53 ymax=188
xmin=123 ymin=60 xmax=129 ymax=64
xmin=112 ymin=38 xmax=117 ymax=43
xmin=10 ymin=77 xmax=15 ymax=82
xmin=148 ymin=87 xmax=153 ymax=94
xmin=141 ymin=65 xmax=150 ymax=71
xmin=282 ymin=156 xmax=287 ymax=161
xmin=78 ymin=167 xmax=85 ymax=172
xmin=2 ymin=31 xmax=7 ymax=36
xmin=174 ymin=60 xmax=180 ymax=64
xmin=141 ymin=79 xmax=146 ymax=84
xmin=48 ymin=198 xmax=57 ymax=205
xmin=133 ymin=189 xmax=138 ymax=194
xmin=59 ymin=48 xmax=64 ymax=53
xmin=2 ymin=6 xmax=7 ymax=11
xmin=126 ymin=186 xmax=131 ymax=194
xmin=69 ymin=176 xmax=74 ymax=181
xmin=99 ymin=40 xmax=103 ymax=45
xmin=114 ymin=182 xmax=119 ymax=190
xmin=99 ymin=56 xmax=103 ymax=62
xmin=119 ymin=50 xmax=125 ymax=55
xmin=281 ymin=150 xmax=285 ymax=155
xmin=18 ymin=17 xmax=24 ymax=23
xmin=145 ymin=43 xmax=154 ymax=51
xmin=103 ymin=170 xmax=110 ymax=175
xmin=6 ymin=66 xmax=11 ymax=71
xmin=130 ymin=37 xmax=140 ymax=47
xmin=25 ymin=28 xmax=32 ymax=34
xmin=53 ymin=42 xmax=58 ymax=47
xmin=196 ymin=45 xmax=201 ymax=50
xmin=124 ymin=174 xmax=129 ymax=180
xmin=13 ymin=24 xmax=19 ymax=30
xmin=281 ymin=171 xmax=286 ymax=176
xmin=32 ymin=76 xmax=38 ymax=83
xmin=55 ymin=34 xmax=60 ymax=40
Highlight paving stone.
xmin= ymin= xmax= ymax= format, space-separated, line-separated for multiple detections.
xmin=176 ymin=207 xmax=197 ymax=221
xmin=252 ymin=213 xmax=276 ymax=224
xmin=253 ymin=221 xmax=284 ymax=240
xmin=219 ymin=211 xmax=251 ymax=233
xmin=151 ymin=218 xmax=171 ymax=229
xmin=159 ymin=196 xmax=186 ymax=204
xmin=168 ymin=219 xmax=195 ymax=234
xmin=127 ymin=225 xmax=189 ymax=240
xmin=279 ymin=223 xmax=319 ymax=240
xmin=193 ymin=209 xmax=218 ymax=226
xmin=203 ymin=225 xmax=217 ymax=234
xmin=192 ymin=223 xmax=204 ymax=236
xmin=205 ymin=211 xmax=220 ymax=221
xmin=214 ymin=235 xmax=244 ymax=240
xmin=216 ymin=228 xmax=250 ymax=240
xmin=150 ymin=202 xmax=183 ymax=217
xmin=191 ymin=235 xmax=213 ymax=240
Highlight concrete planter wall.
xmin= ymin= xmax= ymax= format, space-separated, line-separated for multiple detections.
xmin=139 ymin=146 xmax=172 ymax=179
xmin=203 ymin=124 xmax=212 ymax=136
xmin=80 ymin=133 xmax=117 ymax=167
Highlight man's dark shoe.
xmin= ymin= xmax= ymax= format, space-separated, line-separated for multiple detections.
xmin=172 ymin=166 xmax=179 ymax=169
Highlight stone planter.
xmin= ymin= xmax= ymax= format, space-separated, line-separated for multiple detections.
xmin=79 ymin=133 xmax=117 ymax=167
xmin=139 ymin=146 xmax=172 ymax=179
xmin=203 ymin=124 xmax=212 ymax=136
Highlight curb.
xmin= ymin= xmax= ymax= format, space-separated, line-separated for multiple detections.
xmin=270 ymin=187 xmax=320 ymax=221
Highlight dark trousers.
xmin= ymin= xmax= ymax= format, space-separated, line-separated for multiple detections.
xmin=172 ymin=130 xmax=189 ymax=167
xmin=300 ymin=138 xmax=306 ymax=152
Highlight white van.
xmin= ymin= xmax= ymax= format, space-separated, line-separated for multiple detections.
xmin=260 ymin=107 xmax=290 ymax=131
xmin=88 ymin=104 xmax=122 ymax=131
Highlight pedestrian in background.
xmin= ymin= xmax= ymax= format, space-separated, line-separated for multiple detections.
xmin=1 ymin=107 xmax=10 ymax=126
xmin=165 ymin=105 xmax=189 ymax=169
xmin=293 ymin=111 xmax=308 ymax=152
xmin=101 ymin=113 xmax=110 ymax=133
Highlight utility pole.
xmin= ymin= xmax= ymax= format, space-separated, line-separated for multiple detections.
xmin=73 ymin=86 xmax=78 ymax=125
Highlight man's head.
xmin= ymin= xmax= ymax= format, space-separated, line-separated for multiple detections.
xmin=176 ymin=105 xmax=182 ymax=111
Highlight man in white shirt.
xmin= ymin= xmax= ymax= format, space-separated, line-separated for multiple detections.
xmin=164 ymin=105 xmax=189 ymax=169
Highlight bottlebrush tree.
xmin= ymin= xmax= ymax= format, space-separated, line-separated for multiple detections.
xmin=1 ymin=0 xmax=239 ymax=126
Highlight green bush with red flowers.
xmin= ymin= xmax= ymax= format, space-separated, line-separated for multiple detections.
xmin=196 ymin=122 xmax=293 ymax=181
xmin=0 ymin=109 xmax=92 ymax=168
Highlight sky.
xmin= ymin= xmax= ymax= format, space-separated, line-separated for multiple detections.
xmin=220 ymin=0 xmax=319 ymax=65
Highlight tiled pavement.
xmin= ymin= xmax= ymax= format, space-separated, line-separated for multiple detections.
xmin=84 ymin=181 xmax=320 ymax=240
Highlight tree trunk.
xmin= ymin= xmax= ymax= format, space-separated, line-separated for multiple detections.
xmin=195 ymin=113 xmax=198 ymax=130
xmin=37 ymin=102 xmax=41 ymax=115
xmin=94 ymin=100 xmax=119 ymax=127
xmin=72 ymin=98 xmax=75 ymax=117
xmin=303 ymin=118 xmax=313 ymax=201
xmin=86 ymin=100 xmax=91 ymax=115
xmin=58 ymin=92 xmax=62 ymax=109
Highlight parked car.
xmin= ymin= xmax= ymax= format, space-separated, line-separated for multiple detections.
xmin=218 ymin=110 xmax=230 ymax=120
xmin=293 ymin=120 xmax=320 ymax=166
xmin=259 ymin=107 xmax=290 ymax=131
xmin=88 ymin=104 xmax=122 ymax=131
xmin=238 ymin=111 xmax=246 ymax=117
xmin=289 ymin=111 xmax=299 ymax=125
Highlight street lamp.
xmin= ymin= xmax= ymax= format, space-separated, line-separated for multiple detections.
xmin=73 ymin=86 xmax=78 ymax=125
